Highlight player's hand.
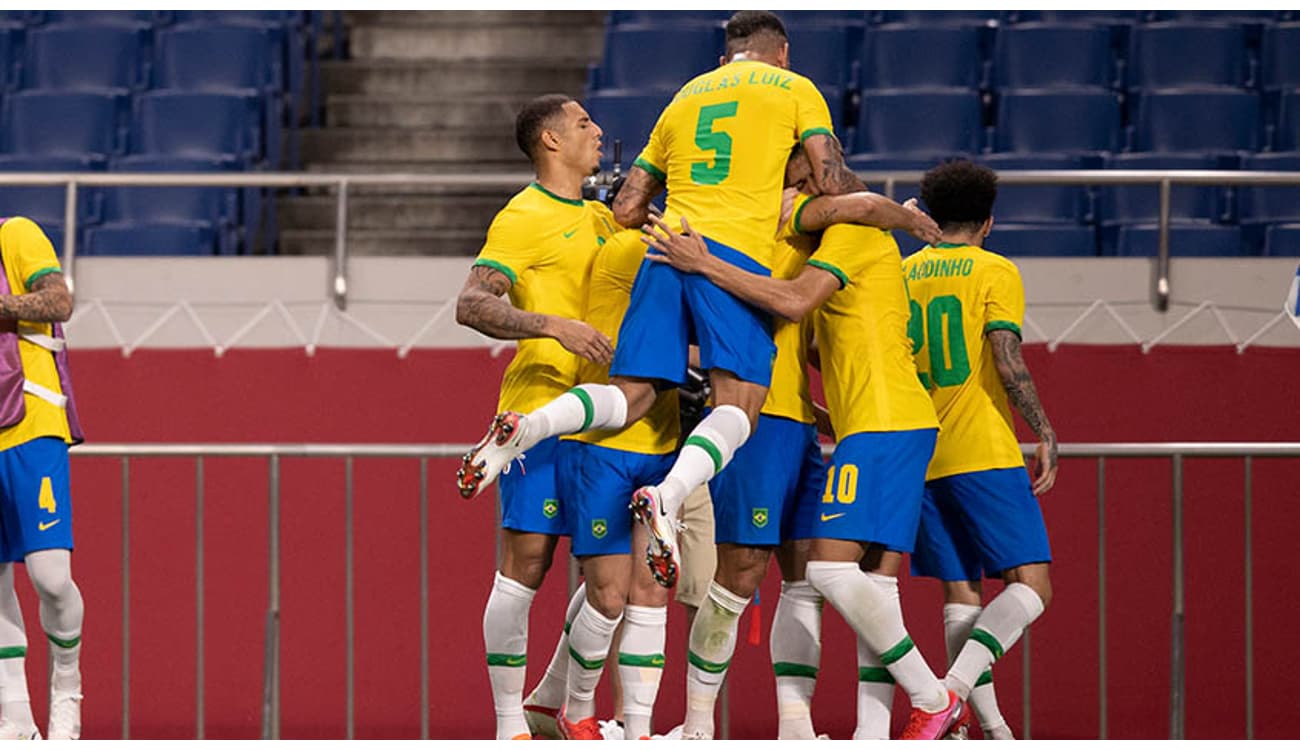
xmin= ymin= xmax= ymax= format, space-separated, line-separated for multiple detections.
xmin=642 ymin=215 xmax=711 ymax=274
xmin=903 ymin=198 xmax=943 ymax=245
xmin=1030 ymin=438 xmax=1058 ymax=495
xmin=548 ymin=317 xmax=613 ymax=365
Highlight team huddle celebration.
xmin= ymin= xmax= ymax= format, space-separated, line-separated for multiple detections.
xmin=454 ymin=10 xmax=1057 ymax=741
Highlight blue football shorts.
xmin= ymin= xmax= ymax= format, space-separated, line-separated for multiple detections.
xmin=0 ymin=437 xmax=75 ymax=562
xmin=498 ymin=436 xmax=568 ymax=536
xmin=710 ymin=414 xmax=825 ymax=546
xmin=812 ymin=429 xmax=937 ymax=552
xmin=911 ymin=466 xmax=1053 ymax=581
xmin=557 ymin=440 xmax=675 ymax=557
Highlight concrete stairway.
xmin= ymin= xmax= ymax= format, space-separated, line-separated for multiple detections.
xmin=280 ymin=10 xmax=605 ymax=256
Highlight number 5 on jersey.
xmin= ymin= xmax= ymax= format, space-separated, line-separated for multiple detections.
xmin=909 ymin=294 xmax=971 ymax=389
xmin=691 ymin=101 xmax=738 ymax=185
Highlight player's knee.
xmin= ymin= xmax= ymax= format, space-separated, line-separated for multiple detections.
xmin=1006 ymin=566 xmax=1052 ymax=610
xmin=585 ymin=580 xmax=627 ymax=620
xmin=715 ymin=547 xmax=770 ymax=598
xmin=28 ymin=563 xmax=74 ymax=604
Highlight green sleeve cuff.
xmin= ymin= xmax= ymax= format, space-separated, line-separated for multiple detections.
xmin=985 ymin=320 xmax=1022 ymax=338
xmin=25 ymin=267 xmax=61 ymax=290
xmin=799 ymin=127 xmax=835 ymax=142
xmin=472 ymin=258 xmax=517 ymax=285
xmin=633 ymin=157 xmax=667 ymax=184
xmin=807 ymin=258 xmax=849 ymax=289
xmin=793 ymin=197 xmax=812 ymax=235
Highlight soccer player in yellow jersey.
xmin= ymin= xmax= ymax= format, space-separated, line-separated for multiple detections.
xmin=461 ymin=11 xmax=867 ymax=592
xmin=453 ymin=94 xmax=619 ymax=740
xmin=903 ymin=161 xmax=1057 ymax=741
xmin=643 ymin=156 xmax=967 ymax=739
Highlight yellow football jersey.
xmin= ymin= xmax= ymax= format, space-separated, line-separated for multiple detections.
xmin=902 ymin=243 xmax=1026 ymax=480
xmin=568 ymin=231 xmax=680 ymax=455
xmin=634 ymin=59 xmax=835 ymax=269
xmin=474 ymin=182 xmax=618 ymax=414
xmin=0 ymin=217 xmax=72 ymax=451
xmin=809 ymin=224 xmax=939 ymax=439
xmin=761 ymin=194 xmax=815 ymax=424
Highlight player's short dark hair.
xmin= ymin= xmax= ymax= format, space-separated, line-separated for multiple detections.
xmin=515 ymin=94 xmax=575 ymax=161
xmin=920 ymin=159 xmax=998 ymax=232
xmin=725 ymin=10 xmax=788 ymax=57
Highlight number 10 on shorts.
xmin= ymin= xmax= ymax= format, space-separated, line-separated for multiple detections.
xmin=822 ymin=463 xmax=858 ymax=505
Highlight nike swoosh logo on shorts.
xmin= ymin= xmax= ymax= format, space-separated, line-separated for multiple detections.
xmin=38 ymin=519 xmax=61 ymax=531
xmin=820 ymin=513 xmax=846 ymax=522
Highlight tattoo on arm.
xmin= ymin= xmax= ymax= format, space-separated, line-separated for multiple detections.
xmin=611 ymin=166 xmax=665 ymax=228
xmin=0 ymin=272 xmax=73 ymax=323
xmin=806 ymin=134 xmax=866 ymax=196
xmin=989 ymin=329 xmax=1057 ymax=454
xmin=454 ymin=265 xmax=551 ymax=340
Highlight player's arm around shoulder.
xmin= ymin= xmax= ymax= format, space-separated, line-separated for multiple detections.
xmin=795 ymin=192 xmax=941 ymax=245
xmin=454 ymin=263 xmax=612 ymax=365
xmin=987 ymin=327 xmax=1058 ymax=495
xmin=0 ymin=217 xmax=73 ymax=323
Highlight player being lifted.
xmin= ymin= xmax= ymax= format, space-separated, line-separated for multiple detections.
xmin=453 ymin=94 xmax=616 ymax=740
xmin=643 ymin=146 xmax=965 ymax=740
xmin=904 ymin=160 xmax=1056 ymax=740
xmin=458 ymin=11 xmax=863 ymax=592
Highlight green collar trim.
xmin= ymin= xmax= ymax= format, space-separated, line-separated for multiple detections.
xmin=529 ymin=181 xmax=583 ymax=207
xmin=934 ymin=242 xmax=968 ymax=249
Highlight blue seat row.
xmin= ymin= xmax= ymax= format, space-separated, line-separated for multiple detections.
xmin=607 ymin=11 xmax=1297 ymax=27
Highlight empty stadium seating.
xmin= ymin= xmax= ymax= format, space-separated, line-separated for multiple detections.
xmin=854 ymin=89 xmax=985 ymax=155
xmin=1098 ymin=153 xmax=1232 ymax=226
xmin=1132 ymin=89 xmax=1261 ymax=152
xmin=22 ymin=23 xmax=149 ymax=92
xmin=1260 ymin=23 xmax=1300 ymax=90
xmin=0 ymin=22 xmax=19 ymax=90
xmin=786 ymin=25 xmax=857 ymax=91
xmin=987 ymin=223 xmax=1099 ymax=256
xmin=1128 ymin=23 xmax=1250 ymax=89
xmin=1276 ymin=91 xmax=1300 ymax=151
xmin=582 ymin=89 xmax=674 ymax=166
xmin=994 ymin=90 xmax=1123 ymax=153
xmin=84 ymin=222 xmax=217 ymax=256
xmin=861 ymin=25 xmax=985 ymax=90
xmin=1263 ymin=223 xmax=1300 ymax=256
xmin=1238 ymin=153 xmax=1300 ymax=225
xmin=1 ymin=90 xmax=127 ymax=165
xmin=594 ymin=25 xmax=722 ymax=91
xmin=1116 ymin=224 xmax=1246 ymax=256
xmin=992 ymin=23 xmax=1116 ymax=89
xmin=132 ymin=91 xmax=262 ymax=165
xmin=101 ymin=155 xmax=242 ymax=255
xmin=979 ymin=153 xmax=1095 ymax=224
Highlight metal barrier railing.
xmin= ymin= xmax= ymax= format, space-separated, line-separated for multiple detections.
xmin=70 ymin=441 xmax=1300 ymax=739
xmin=5 ymin=169 xmax=1300 ymax=313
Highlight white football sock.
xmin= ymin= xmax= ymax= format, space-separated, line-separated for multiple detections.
xmin=618 ymin=605 xmax=667 ymax=740
xmin=806 ymin=563 xmax=947 ymax=712
xmin=945 ymin=583 xmax=1044 ymax=700
xmin=943 ymin=602 xmax=1010 ymax=736
xmin=524 ymin=384 xmax=628 ymax=448
xmin=26 ymin=550 xmax=82 ymax=694
xmin=853 ymin=635 xmax=894 ymax=739
xmin=525 ymin=582 xmax=586 ymax=711
xmin=483 ymin=572 xmax=537 ymax=739
xmin=0 ymin=565 xmax=33 ymax=731
xmin=658 ymin=405 xmax=750 ymax=518
xmin=565 ymin=601 xmax=622 ymax=722
xmin=683 ymin=582 xmax=749 ymax=738
xmin=770 ymin=580 xmax=822 ymax=740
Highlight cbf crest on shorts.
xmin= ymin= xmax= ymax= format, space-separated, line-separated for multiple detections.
xmin=591 ymin=518 xmax=608 ymax=539
xmin=542 ymin=498 xmax=559 ymax=519
xmin=752 ymin=507 xmax=769 ymax=528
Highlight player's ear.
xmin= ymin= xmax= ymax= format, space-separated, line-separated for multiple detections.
xmin=982 ymin=216 xmax=995 ymax=239
xmin=778 ymin=41 xmax=790 ymax=69
xmin=539 ymin=127 xmax=562 ymax=153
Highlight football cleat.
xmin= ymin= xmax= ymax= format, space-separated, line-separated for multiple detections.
xmin=557 ymin=706 xmax=603 ymax=740
xmin=47 ymin=689 xmax=82 ymax=741
xmin=899 ymin=690 xmax=966 ymax=740
xmin=523 ymin=703 xmax=561 ymax=740
xmin=457 ymin=411 xmax=527 ymax=499
xmin=629 ymin=486 xmax=679 ymax=588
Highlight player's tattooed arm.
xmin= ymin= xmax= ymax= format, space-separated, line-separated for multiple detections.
xmin=611 ymin=165 xmax=665 ymax=229
xmin=800 ymin=133 xmax=866 ymax=196
xmin=456 ymin=265 xmax=613 ymax=363
xmin=988 ymin=328 xmax=1058 ymax=494
xmin=797 ymin=193 xmax=942 ymax=245
xmin=0 ymin=272 xmax=73 ymax=322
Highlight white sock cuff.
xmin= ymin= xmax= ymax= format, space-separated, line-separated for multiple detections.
xmin=572 ymin=383 xmax=629 ymax=431
xmin=1004 ymin=582 xmax=1046 ymax=621
xmin=779 ymin=579 xmax=822 ymax=606
xmin=943 ymin=602 xmax=982 ymax=627
xmin=493 ymin=571 xmax=537 ymax=602
xmin=706 ymin=581 xmax=750 ymax=616
xmin=624 ymin=604 xmax=668 ymax=626
xmin=864 ymin=571 xmax=899 ymax=600
xmin=576 ymin=600 xmax=623 ymax=632
xmin=806 ymin=560 xmax=857 ymax=583
xmin=565 ymin=582 xmax=587 ymax=627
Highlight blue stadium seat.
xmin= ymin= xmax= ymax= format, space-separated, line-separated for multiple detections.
xmin=979 ymin=154 xmax=1096 ymax=224
xmin=104 ymin=155 xmax=243 ymax=255
xmin=22 ymin=23 xmax=148 ymax=92
xmin=0 ymin=22 xmax=19 ymax=90
xmin=994 ymin=90 xmax=1122 ymax=154
xmin=1238 ymin=153 xmax=1300 ymax=224
xmin=1128 ymin=23 xmax=1250 ymax=89
xmin=169 ymin=10 xmax=302 ymax=26
xmin=992 ymin=24 xmax=1115 ymax=89
xmin=873 ymin=11 xmax=1003 ymax=25
xmin=854 ymin=89 xmax=985 ymax=155
xmin=582 ymin=89 xmax=673 ymax=168
xmin=40 ymin=10 xmax=161 ymax=25
xmin=1263 ymin=224 xmax=1300 ymax=256
xmin=862 ymin=26 xmax=985 ymax=90
xmin=1276 ymin=90 xmax=1300 ymax=151
xmin=1 ymin=90 xmax=126 ymax=165
xmin=1024 ymin=11 xmax=1150 ymax=23
xmin=1098 ymin=153 xmax=1232 ymax=226
xmin=787 ymin=25 xmax=857 ymax=91
xmin=593 ymin=25 xmax=722 ymax=91
xmin=1132 ymin=89 xmax=1260 ymax=152
xmin=608 ymin=11 xmax=730 ymax=26
xmin=987 ymin=224 xmax=1098 ymax=256
xmin=156 ymin=24 xmax=282 ymax=92
xmin=1261 ymin=24 xmax=1300 ymax=90
xmin=132 ymin=91 xmax=262 ymax=165
xmin=1115 ymin=224 xmax=1246 ymax=256
xmin=1152 ymin=10 xmax=1279 ymax=22
xmin=780 ymin=11 xmax=868 ymax=26
xmin=0 ymin=156 xmax=104 ymax=243
xmin=84 ymin=223 xmax=218 ymax=256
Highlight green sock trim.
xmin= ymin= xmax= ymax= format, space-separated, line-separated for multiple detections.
xmin=46 ymin=633 xmax=80 ymax=650
xmin=975 ymin=670 xmax=994 ymax=687
xmin=568 ymin=645 xmax=605 ymax=671
xmin=568 ymin=387 xmax=595 ymax=432
xmin=773 ymin=661 xmax=818 ymax=678
xmin=618 ymin=652 xmax=665 ymax=668
xmin=858 ymin=666 xmax=896 ymax=684
xmin=687 ymin=650 xmax=730 ymax=674
xmin=0 ymin=646 xmax=26 ymax=659
xmin=969 ymin=628 xmax=1005 ymax=661
xmin=486 ymin=652 xmax=526 ymax=667
xmin=683 ymin=435 xmax=724 ymax=474
xmin=563 ymin=621 xmax=572 ymax=635
xmin=879 ymin=635 xmax=915 ymax=666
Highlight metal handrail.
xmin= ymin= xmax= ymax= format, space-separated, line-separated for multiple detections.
xmin=71 ymin=441 xmax=1299 ymax=739
xmin=7 ymin=169 xmax=1300 ymax=313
